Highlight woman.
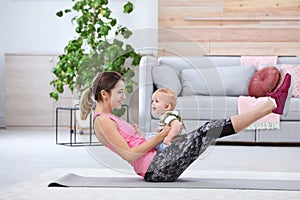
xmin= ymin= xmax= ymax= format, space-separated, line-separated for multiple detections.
xmin=80 ymin=71 xmax=291 ymax=182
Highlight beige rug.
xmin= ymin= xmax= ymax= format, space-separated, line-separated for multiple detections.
xmin=1 ymin=169 xmax=300 ymax=200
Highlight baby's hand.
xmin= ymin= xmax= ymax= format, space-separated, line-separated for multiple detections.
xmin=133 ymin=124 xmax=139 ymax=132
xmin=133 ymin=124 xmax=145 ymax=137
xmin=163 ymin=137 xmax=172 ymax=146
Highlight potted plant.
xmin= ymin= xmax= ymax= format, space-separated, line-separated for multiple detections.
xmin=50 ymin=0 xmax=141 ymax=103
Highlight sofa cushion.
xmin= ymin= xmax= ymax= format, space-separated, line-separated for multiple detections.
xmin=152 ymin=65 xmax=182 ymax=95
xmin=180 ymin=65 xmax=255 ymax=96
xmin=151 ymin=95 xmax=238 ymax=120
xmin=248 ymin=66 xmax=281 ymax=98
xmin=176 ymin=96 xmax=238 ymax=120
xmin=151 ymin=95 xmax=300 ymax=121
xmin=280 ymin=98 xmax=300 ymax=120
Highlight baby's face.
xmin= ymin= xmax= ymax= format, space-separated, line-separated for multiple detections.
xmin=151 ymin=92 xmax=170 ymax=115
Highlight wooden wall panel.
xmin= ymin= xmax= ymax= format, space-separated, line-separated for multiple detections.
xmin=210 ymin=42 xmax=300 ymax=56
xmin=160 ymin=9 xmax=300 ymax=24
xmin=159 ymin=0 xmax=223 ymax=8
xmin=158 ymin=42 xmax=210 ymax=56
xmin=224 ymin=0 xmax=300 ymax=12
xmin=159 ymin=28 xmax=300 ymax=42
xmin=158 ymin=0 xmax=300 ymax=56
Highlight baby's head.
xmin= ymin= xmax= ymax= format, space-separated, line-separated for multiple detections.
xmin=151 ymin=88 xmax=177 ymax=115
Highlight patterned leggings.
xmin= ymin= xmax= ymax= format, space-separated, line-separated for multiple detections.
xmin=144 ymin=118 xmax=236 ymax=182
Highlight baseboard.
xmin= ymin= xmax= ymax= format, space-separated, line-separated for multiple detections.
xmin=0 ymin=116 xmax=5 ymax=128
xmin=216 ymin=141 xmax=300 ymax=147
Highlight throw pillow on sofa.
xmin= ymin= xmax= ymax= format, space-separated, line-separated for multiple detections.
xmin=152 ymin=65 xmax=182 ymax=95
xmin=248 ymin=66 xmax=281 ymax=98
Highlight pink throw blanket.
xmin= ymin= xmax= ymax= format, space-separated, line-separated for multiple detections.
xmin=238 ymin=96 xmax=280 ymax=130
xmin=241 ymin=56 xmax=278 ymax=69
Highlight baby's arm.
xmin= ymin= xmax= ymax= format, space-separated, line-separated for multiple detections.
xmin=163 ymin=119 xmax=182 ymax=145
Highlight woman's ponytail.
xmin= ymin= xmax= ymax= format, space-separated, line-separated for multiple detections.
xmin=80 ymin=88 xmax=94 ymax=120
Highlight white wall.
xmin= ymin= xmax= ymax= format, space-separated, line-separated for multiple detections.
xmin=110 ymin=0 xmax=158 ymax=54
xmin=0 ymin=0 xmax=157 ymax=127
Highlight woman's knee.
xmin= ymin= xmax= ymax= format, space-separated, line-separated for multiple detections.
xmin=202 ymin=119 xmax=235 ymax=139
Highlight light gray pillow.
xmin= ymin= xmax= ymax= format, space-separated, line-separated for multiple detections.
xmin=152 ymin=65 xmax=182 ymax=95
xmin=180 ymin=65 xmax=256 ymax=96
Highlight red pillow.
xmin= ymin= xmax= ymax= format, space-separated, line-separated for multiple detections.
xmin=248 ymin=66 xmax=280 ymax=98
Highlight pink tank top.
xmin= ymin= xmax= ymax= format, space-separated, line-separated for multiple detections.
xmin=93 ymin=112 xmax=156 ymax=177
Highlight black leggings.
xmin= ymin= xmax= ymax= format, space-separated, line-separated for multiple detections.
xmin=144 ymin=118 xmax=235 ymax=182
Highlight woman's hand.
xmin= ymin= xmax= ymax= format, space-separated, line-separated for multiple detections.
xmin=158 ymin=125 xmax=171 ymax=140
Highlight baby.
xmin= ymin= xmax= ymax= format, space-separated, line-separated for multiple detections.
xmin=150 ymin=88 xmax=184 ymax=149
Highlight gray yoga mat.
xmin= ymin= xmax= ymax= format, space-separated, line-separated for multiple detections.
xmin=48 ymin=173 xmax=300 ymax=191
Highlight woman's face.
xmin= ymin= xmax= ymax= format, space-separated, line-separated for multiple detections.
xmin=109 ymin=80 xmax=126 ymax=109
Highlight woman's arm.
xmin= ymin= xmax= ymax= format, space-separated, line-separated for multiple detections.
xmin=94 ymin=116 xmax=170 ymax=163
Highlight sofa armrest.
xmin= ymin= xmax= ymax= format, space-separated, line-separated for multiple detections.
xmin=138 ymin=56 xmax=158 ymax=132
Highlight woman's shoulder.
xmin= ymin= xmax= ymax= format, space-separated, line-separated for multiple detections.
xmin=94 ymin=114 xmax=110 ymax=122
xmin=94 ymin=112 xmax=118 ymax=125
xmin=94 ymin=112 xmax=116 ymax=119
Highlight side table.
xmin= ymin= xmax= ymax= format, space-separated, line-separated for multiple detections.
xmin=55 ymin=104 xmax=129 ymax=146
xmin=55 ymin=106 xmax=101 ymax=146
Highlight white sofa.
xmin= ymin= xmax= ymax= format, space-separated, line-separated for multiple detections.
xmin=138 ymin=56 xmax=300 ymax=144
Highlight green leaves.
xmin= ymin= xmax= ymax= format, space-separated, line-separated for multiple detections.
xmin=123 ymin=2 xmax=134 ymax=14
xmin=49 ymin=91 xmax=59 ymax=101
xmin=72 ymin=1 xmax=84 ymax=11
xmin=100 ymin=8 xmax=111 ymax=18
xmin=112 ymin=107 xmax=126 ymax=117
xmin=56 ymin=11 xmax=63 ymax=17
xmin=56 ymin=8 xmax=71 ymax=17
xmin=50 ymin=1 xmax=140 ymax=102
xmin=99 ymin=25 xmax=111 ymax=36
xmin=116 ymin=26 xmax=132 ymax=39
xmin=131 ymin=52 xmax=141 ymax=66
xmin=64 ymin=9 xmax=72 ymax=14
